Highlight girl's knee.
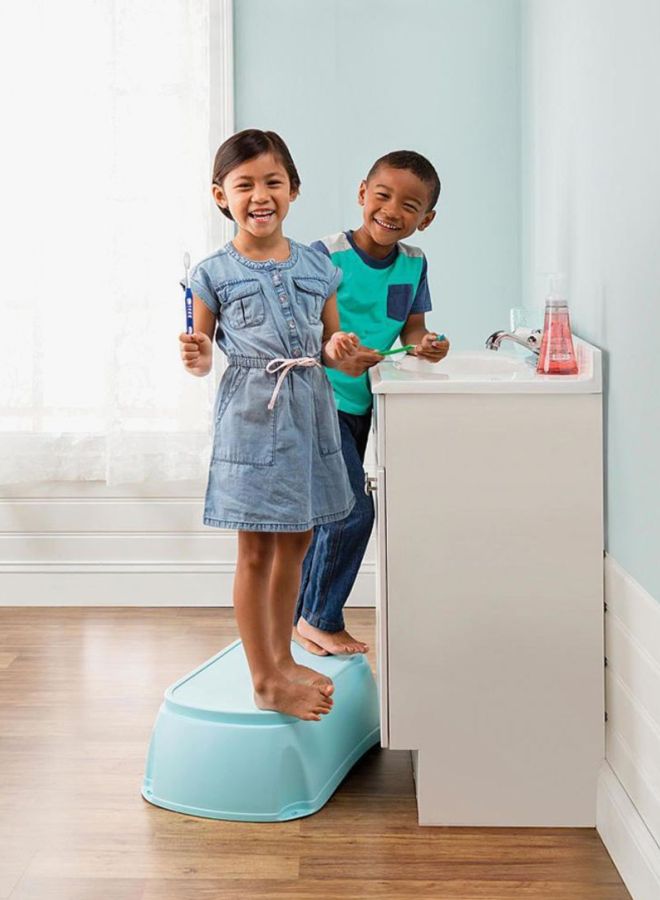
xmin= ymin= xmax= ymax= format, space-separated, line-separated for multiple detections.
xmin=237 ymin=532 xmax=276 ymax=569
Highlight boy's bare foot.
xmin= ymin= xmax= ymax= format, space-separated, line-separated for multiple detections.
xmin=254 ymin=676 xmax=333 ymax=722
xmin=291 ymin=625 xmax=329 ymax=657
xmin=297 ymin=617 xmax=369 ymax=655
xmin=277 ymin=657 xmax=334 ymax=695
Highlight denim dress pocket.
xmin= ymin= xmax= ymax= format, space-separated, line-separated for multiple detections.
xmin=314 ymin=374 xmax=342 ymax=456
xmin=386 ymin=283 xmax=413 ymax=321
xmin=212 ymin=367 xmax=277 ymax=467
xmin=293 ymin=276 xmax=327 ymax=323
xmin=221 ymin=279 xmax=265 ymax=329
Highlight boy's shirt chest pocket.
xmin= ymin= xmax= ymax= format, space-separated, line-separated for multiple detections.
xmin=386 ymin=283 xmax=414 ymax=322
xmin=220 ymin=279 xmax=265 ymax=329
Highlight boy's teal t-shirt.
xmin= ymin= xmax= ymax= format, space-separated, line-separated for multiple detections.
xmin=311 ymin=231 xmax=432 ymax=415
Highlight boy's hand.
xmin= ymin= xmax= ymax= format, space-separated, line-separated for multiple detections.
xmin=179 ymin=331 xmax=213 ymax=376
xmin=337 ymin=345 xmax=384 ymax=377
xmin=413 ymin=332 xmax=450 ymax=363
xmin=324 ymin=331 xmax=359 ymax=362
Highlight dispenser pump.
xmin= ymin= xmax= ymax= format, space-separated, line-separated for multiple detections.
xmin=536 ymin=275 xmax=579 ymax=375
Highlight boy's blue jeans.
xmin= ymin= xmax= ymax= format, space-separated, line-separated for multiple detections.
xmin=294 ymin=409 xmax=375 ymax=632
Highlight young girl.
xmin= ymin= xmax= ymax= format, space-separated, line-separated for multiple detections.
xmin=179 ymin=130 xmax=359 ymax=721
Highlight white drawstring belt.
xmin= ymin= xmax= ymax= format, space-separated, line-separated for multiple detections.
xmin=266 ymin=357 xmax=320 ymax=410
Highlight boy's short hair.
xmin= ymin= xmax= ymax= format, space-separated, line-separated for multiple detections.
xmin=366 ymin=150 xmax=441 ymax=211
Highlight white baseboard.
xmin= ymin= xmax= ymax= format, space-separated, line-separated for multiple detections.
xmin=597 ymin=762 xmax=660 ymax=900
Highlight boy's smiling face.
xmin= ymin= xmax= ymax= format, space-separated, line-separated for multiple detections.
xmin=357 ymin=164 xmax=436 ymax=250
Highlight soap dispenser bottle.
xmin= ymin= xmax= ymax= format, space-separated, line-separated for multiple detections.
xmin=536 ymin=276 xmax=579 ymax=375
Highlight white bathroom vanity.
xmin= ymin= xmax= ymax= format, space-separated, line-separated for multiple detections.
xmin=369 ymin=339 xmax=604 ymax=826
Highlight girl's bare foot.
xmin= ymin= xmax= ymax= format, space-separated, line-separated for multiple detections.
xmin=277 ymin=657 xmax=334 ymax=695
xmin=297 ymin=617 xmax=369 ymax=655
xmin=291 ymin=625 xmax=330 ymax=656
xmin=254 ymin=676 xmax=333 ymax=721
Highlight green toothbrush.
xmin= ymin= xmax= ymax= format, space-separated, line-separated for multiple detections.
xmin=376 ymin=334 xmax=446 ymax=355
xmin=377 ymin=344 xmax=415 ymax=356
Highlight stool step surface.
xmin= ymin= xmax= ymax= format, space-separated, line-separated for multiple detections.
xmin=169 ymin=639 xmax=360 ymax=722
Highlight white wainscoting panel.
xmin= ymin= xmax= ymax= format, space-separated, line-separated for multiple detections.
xmin=0 ymin=481 xmax=375 ymax=606
xmin=598 ymin=763 xmax=660 ymax=900
xmin=598 ymin=555 xmax=660 ymax=899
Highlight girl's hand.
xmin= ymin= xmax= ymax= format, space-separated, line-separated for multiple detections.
xmin=324 ymin=331 xmax=359 ymax=362
xmin=414 ymin=332 xmax=450 ymax=363
xmin=179 ymin=331 xmax=213 ymax=376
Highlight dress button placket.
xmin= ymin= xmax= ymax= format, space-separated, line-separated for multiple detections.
xmin=272 ymin=270 xmax=303 ymax=357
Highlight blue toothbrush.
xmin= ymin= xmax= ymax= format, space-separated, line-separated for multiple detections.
xmin=183 ymin=251 xmax=193 ymax=334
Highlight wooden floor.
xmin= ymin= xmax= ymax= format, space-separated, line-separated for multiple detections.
xmin=0 ymin=607 xmax=629 ymax=900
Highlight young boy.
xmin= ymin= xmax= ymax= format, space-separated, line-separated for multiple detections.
xmin=293 ymin=150 xmax=449 ymax=656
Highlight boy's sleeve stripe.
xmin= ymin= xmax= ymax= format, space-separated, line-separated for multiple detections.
xmin=410 ymin=256 xmax=432 ymax=313
xmin=398 ymin=240 xmax=425 ymax=258
xmin=322 ymin=232 xmax=352 ymax=254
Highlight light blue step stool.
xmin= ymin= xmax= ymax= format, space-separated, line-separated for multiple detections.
xmin=142 ymin=640 xmax=380 ymax=821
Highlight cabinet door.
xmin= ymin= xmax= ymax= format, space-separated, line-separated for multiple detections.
xmin=374 ymin=465 xmax=389 ymax=747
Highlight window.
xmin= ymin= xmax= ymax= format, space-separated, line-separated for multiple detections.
xmin=0 ymin=0 xmax=233 ymax=484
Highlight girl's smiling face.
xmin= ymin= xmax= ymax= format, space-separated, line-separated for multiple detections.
xmin=213 ymin=152 xmax=298 ymax=239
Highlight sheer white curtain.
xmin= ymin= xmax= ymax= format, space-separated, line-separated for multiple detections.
xmin=0 ymin=0 xmax=232 ymax=485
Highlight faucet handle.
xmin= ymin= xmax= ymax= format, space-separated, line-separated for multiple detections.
xmin=513 ymin=326 xmax=542 ymax=346
xmin=485 ymin=327 xmax=542 ymax=355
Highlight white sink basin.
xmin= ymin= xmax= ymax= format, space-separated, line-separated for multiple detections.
xmin=370 ymin=340 xmax=601 ymax=394
xmin=396 ymin=352 xmax=529 ymax=380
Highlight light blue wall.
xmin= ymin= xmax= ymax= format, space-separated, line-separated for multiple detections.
xmin=522 ymin=0 xmax=660 ymax=603
xmin=235 ymin=0 xmax=660 ymax=603
xmin=234 ymin=0 xmax=521 ymax=350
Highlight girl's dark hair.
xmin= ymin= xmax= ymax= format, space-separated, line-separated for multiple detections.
xmin=212 ymin=129 xmax=301 ymax=221
xmin=366 ymin=150 xmax=441 ymax=211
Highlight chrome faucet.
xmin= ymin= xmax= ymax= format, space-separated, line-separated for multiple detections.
xmin=485 ymin=327 xmax=542 ymax=356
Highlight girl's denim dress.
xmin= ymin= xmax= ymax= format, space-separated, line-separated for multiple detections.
xmin=191 ymin=240 xmax=356 ymax=532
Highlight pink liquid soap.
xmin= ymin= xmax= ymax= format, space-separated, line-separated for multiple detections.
xmin=536 ymin=297 xmax=578 ymax=375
